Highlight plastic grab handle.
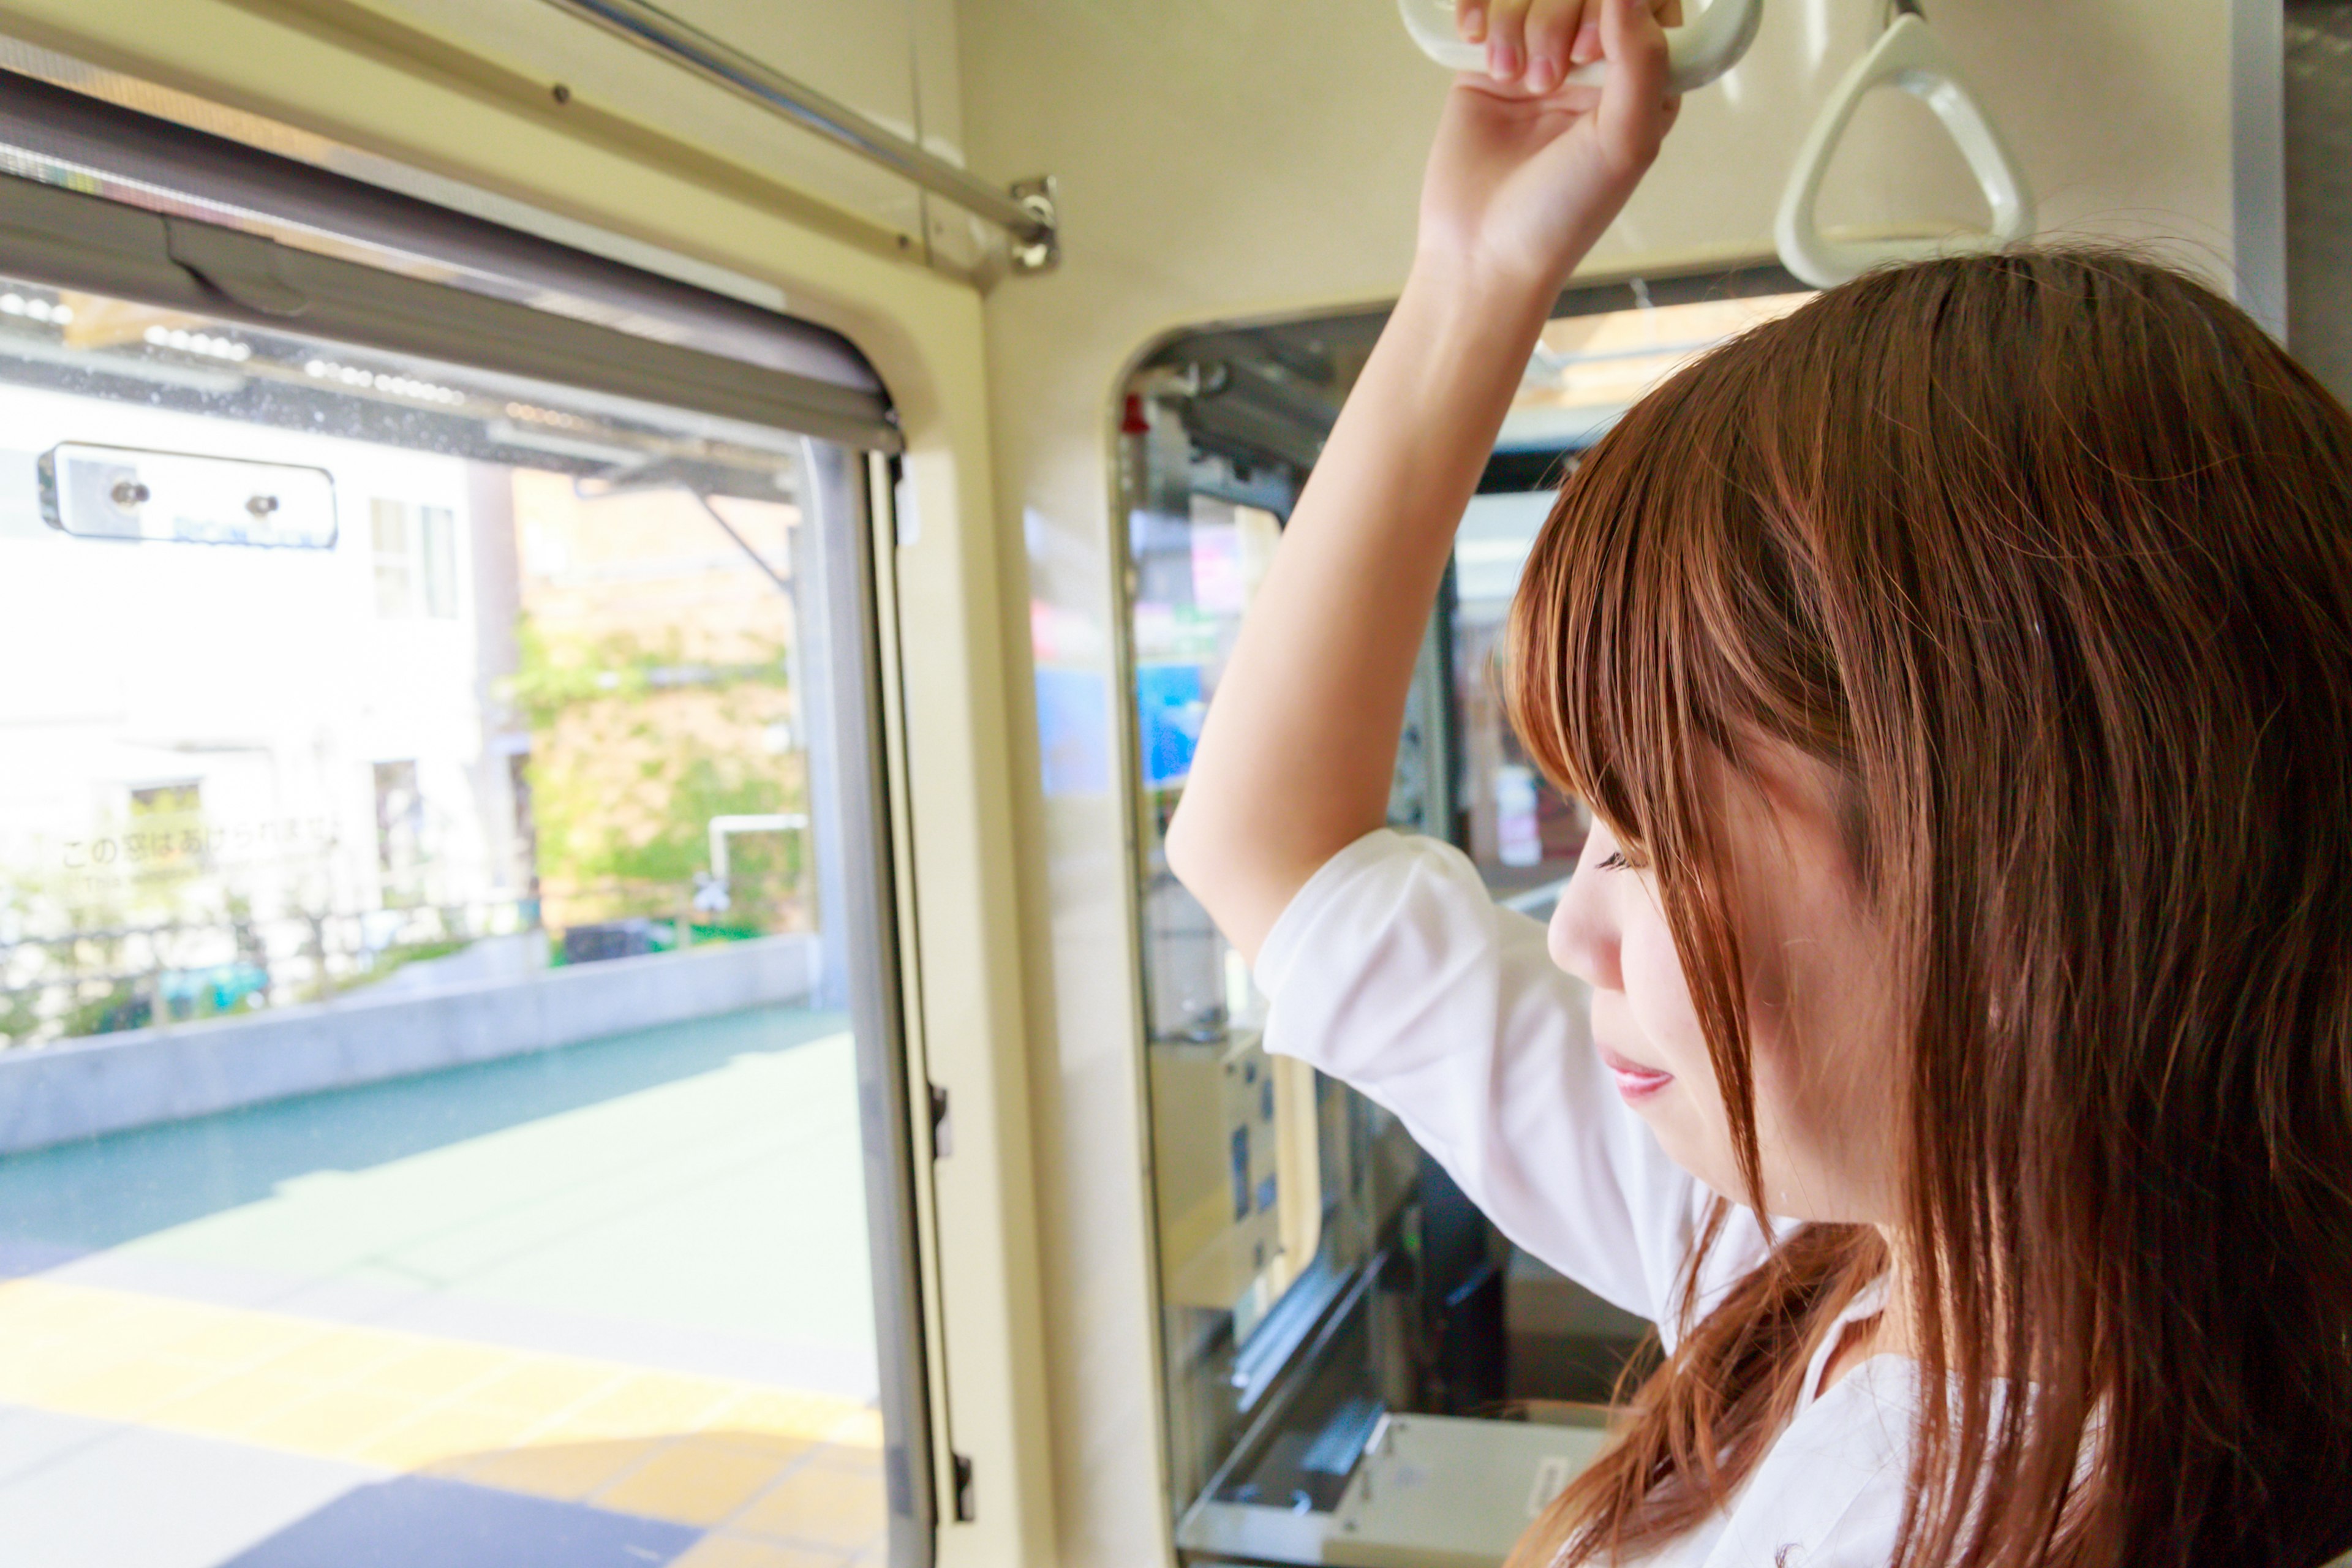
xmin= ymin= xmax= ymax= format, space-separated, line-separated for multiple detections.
xmin=1773 ymin=13 xmax=2035 ymax=288
xmin=1398 ymin=0 xmax=1762 ymax=94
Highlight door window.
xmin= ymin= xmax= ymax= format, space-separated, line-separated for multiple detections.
xmin=1118 ymin=270 xmax=1811 ymax=1565
xmin=0 ymin=186 xmax=924 ymax=1568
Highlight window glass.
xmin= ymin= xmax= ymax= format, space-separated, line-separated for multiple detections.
xmin=1121 ymin=277 xmax=1811 ymax=1564
xmin=0 ymin=271 xmax=902 ymax=1566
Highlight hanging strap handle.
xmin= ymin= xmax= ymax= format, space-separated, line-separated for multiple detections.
xmin=1772 ymin=10 xmax=2035 ymax=288
xmin=1397 ymin=0 xmax=1763 ymax=94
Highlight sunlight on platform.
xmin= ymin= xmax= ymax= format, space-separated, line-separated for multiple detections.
xmin=0 ymin=1005 xmax=886 ymax=1568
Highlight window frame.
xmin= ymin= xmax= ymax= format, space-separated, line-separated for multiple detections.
xmin=0 ymin=70 xmax=900 ymax=453
xmin=0 ymin=75 xmax=938 ymax=1567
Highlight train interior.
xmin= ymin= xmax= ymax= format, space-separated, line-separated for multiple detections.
xmin=0 ymin=3 xmax=2340 ymax=1568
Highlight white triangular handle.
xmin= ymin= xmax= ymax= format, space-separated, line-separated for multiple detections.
xmin=1398 ymin=0 xmax=1762 ymax=94
xmin=1774 ymin=13 xmax=2035 ymax=288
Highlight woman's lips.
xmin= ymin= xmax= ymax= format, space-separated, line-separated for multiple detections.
xmin=1598 ymin=1044 xmax=1673 ymax=1102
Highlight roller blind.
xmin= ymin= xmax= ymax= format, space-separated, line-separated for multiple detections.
xmin=0 ymin=67 xmax=901 ymax=453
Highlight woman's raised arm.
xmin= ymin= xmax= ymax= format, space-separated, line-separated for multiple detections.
xmin=1164 ymin=0 xmax=1679 ymax=962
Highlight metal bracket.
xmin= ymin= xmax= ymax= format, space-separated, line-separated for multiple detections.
xmin=950 ymin=1451 xmax=976 ymax=1521
xmin=162 ymin=219 xmax=309 ymax=318
xmin=928 ymin=1082 xmax=952 ymax=1159
xmin=1008 ymin=177 xmax=1059 ymax=274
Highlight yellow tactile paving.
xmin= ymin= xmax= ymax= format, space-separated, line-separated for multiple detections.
xmin=142 ymin=1371 xmax=318 ymax=1440
xmin=254 ymin=1331 xmax=417 ymax=1387
xmin=710 ymin=1386 xmax=874 ymax=1444
xmin=467 ymin=1359 xmax=627 ymax=1415
xmin=352 ymin=1401 xmax=551 ymax=1470
xmin=445 ymin=1437 xmax=669 ymax=1501
xmin=821 ymin=1407 xmax=885 ymax=1450
xmin=0 ymin=1342 xmax=172 ymax=1406
xmin=40 ymin=1354 xmax=216 ymax=1422
xmin=244 ymin=1385 xmax=423 ymax=1456
xmin=666 ymin=1536 xmax=858 ymax=1568
xmin=167 ymin=1315 xmax=331 ymax=1370
xmin=804 ymin=1441 xmax=881 ymax=1480
xmin=593 ymin=1441 xmax=788 ymax=1526
xmin=541 ymin=1370 xmax=741 ymax=1442
xmin=685 ymin=1428 xmax=818 ymax=1466
xmin=0 ymin=1275 xmax=890 ymax=1552
xmin=729 ymin=1462 xmax=888 ymax=1552
xmin=355 ymin=1343 xmax=516 ymax=1403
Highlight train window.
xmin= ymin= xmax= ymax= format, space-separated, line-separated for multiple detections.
xmin=1118 ymin=267 xmax=1811 ymax=1566
xmin=0 ymin=76 xmax=932 ymax=1568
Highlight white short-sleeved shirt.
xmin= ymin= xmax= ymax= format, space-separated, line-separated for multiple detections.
xmin=1256 ymin=829 xmax=1915 ymax=1568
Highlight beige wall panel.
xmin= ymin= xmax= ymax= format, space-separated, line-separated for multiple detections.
xmin=955 ymin=1 xmax=2237 ymax=1564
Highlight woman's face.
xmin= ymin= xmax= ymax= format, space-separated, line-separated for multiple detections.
xmin=1546 ymin=750 xmax=1904 ymax=1224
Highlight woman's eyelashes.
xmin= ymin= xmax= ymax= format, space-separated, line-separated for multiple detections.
xmin=1597 ymin=850 xmax=1629 ymax=872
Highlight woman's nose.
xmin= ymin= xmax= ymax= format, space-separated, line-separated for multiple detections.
xmin=1548 ymin=841 xmax=1624 ymax=991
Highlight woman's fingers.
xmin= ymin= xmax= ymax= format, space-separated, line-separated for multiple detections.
xmin=1581 ymin=0 xmax=1673 ymax=68
xmin=1464 ymin=0 xmax=1675 ymax=98
xmin=1521 ymin=0 xmax=1590 ymax=90
xmin=1593 ymin=0 xmax=1675 ymax=168
xmin=1482 ymin=0 xmax=1531 ymax=82
xmin=1589 ymin=0 xmax=1684 ymax=67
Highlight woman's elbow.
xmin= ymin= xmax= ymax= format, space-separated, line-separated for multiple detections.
xmin=1163 ymin=798 xmax=1215 ymax=902
xmin=1163 ymin=803 xmax=1293 ymax=966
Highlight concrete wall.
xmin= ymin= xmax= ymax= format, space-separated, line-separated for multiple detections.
xmin=0 ymin=933 xmax=819 ymax=1155
xmin=951 ymin=2 xmax=2246 ymax=1563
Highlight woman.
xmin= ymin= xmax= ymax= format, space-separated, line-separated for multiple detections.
xmin=1164 ymin=1 xmax=2352 ymax=1562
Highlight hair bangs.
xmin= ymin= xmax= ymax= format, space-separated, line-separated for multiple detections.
xmin=1504 ymin=333 xmax=1804 ymax=875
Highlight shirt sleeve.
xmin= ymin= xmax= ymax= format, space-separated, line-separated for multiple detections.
xmin=1254 ymin=827 xmax=1755 ymax=1332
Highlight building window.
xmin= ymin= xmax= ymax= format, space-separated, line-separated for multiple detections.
xmin=372 ymin=498 xmax=458 ymax=618
xmin=372 ymin=758 xmax=424 ymax=906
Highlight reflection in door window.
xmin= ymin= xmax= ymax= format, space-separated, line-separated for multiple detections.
xmin=0 ymin=273 xmax=898 ymax=1566
xmin=1123 ymin=277 xmax=1814 ymax=1564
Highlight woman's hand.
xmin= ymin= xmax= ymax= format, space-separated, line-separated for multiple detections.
xmin=1417 ymin=0 xmax=1681 ymax=291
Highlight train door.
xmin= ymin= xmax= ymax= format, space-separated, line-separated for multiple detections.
xmin=0 ymin=73 xmax=937 ymax=1568
xmin=1118 ymin=264 xmax=1817 ymax=1567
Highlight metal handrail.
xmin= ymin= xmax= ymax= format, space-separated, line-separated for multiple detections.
xmin=538 ymin=0 xmax=1059 ymax=266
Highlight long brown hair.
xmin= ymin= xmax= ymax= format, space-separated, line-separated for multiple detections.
xmin=1504 ymin=250 xmax=2352 ymax=1568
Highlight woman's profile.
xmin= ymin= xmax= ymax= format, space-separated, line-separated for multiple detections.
xmin=1166 ymin=1 xmax=2352 ymax=1563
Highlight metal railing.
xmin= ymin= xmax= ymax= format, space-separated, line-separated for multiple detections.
xmin=539 ymin=0 xmax=1060 ymax=270
xmin=0 ymin=876 xmax=810 ymax=1050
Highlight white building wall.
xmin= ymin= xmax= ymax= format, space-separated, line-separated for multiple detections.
xmin=0 ymin=380 xmax=509 ymax=1027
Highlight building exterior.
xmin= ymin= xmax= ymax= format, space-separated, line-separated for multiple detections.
xmin=0 ymin=324 xmax=809 ymax=1049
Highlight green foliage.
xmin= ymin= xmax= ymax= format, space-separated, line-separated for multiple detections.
xmin=508 ymin=616 xmax=804 ymax=931
xmin=503 ymin=622 xmax=790 ymax=729
xmin=62 ymin=982 xmax=150 ymax=1039
xmin=0 ymin=986 xmax=45 ymax=1049
xmin=312 ymin=937 xmax=475 ymax=1001
xmin=588 ymin=755 xmax=790 ymax=887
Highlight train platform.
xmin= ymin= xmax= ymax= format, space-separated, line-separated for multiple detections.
xmin=0 ymin=1004 xmax=885 ymax=1568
